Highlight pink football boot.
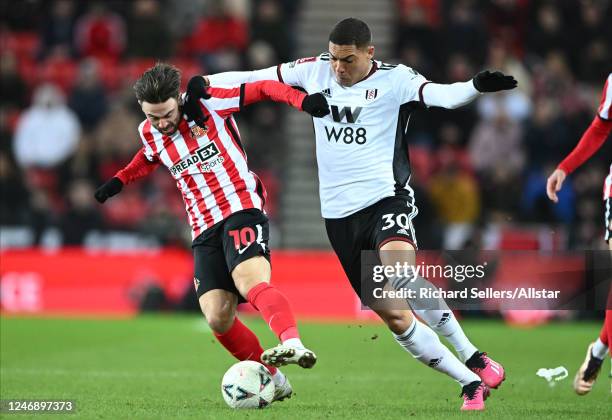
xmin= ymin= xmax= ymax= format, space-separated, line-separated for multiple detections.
xmin=466 ymin=351 xmax=506 ymax=389
xmin=460 ymin=381 xmax=490 ymax=411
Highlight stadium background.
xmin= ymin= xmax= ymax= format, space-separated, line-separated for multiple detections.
xmin=1 ymin=1 xmax=611 ymax=418
xmin=1 ymin=0 xmax=610 ymax=318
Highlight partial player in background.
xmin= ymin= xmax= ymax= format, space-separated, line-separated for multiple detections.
xmin=190 ymin=18 xmax=517 ymax=410
xmin=546 ymin=72 xmax=612 ymax=395
xmin=94 ymin=63 xmax=330 ymax=402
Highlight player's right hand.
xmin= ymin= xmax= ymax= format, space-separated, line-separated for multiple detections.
xmin=546 ymin=169 xmax=566 ymax=203
xmin=94 ymin=177 xmax=123 ymax=203
xmin=184 ymin=76 xmax=211 ymax=128
xmin=301 ymin=93 xmax=330 ymax=118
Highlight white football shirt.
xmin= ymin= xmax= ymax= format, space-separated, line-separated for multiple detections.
xmin=279 ymin=54 xmax=428 ymax=218
xmin=210 ymin=53 xmax=430 ymax=218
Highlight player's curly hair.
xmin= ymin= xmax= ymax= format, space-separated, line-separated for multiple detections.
xmin=133 ymin=62 xmax=181 ymax=104
xmin=329 ymin=18 xmax=372 ymax=49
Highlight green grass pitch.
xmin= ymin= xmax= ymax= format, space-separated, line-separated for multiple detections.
xmin=1 ymin=316 xmax=610 ymax=419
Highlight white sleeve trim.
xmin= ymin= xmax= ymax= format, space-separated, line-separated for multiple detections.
xmin=421 ymin=81 xmax=481 ymax=109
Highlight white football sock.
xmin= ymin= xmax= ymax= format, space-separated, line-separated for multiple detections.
xmin=592 ymin=338 xmax=608 ymax=360
xmin=272 ymin=369 xmax=286 ymax=386
xmin=413 ymin=309 xmax=478 ymax=362
xmin=393 ymin=318 xmax=480 ymax=386
xmin=282 ymin=337 xmax=305 ymax=349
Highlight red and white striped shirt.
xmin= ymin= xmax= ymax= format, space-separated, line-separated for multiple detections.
xmin=116 ymin=80 xmax=306 ymax=239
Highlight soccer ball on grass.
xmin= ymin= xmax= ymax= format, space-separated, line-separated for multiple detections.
xmin=221 ymin=361 xmax=275 ymax=409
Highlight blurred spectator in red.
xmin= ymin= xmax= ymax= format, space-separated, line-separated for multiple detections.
xmin=13 ymin=83 xmax=80 ymax=169
xmin=485 ymin=0 xmax=529 ymax=57
xmin=0 ymin=51 xmax=28 ymax=110
xmin=397 ymin=0 xmax=441 ymax=26
xmin=59 ymin=178 xmax=105 ymax=245
xmin=68 ymin=58 xmax=108 ymax=129
xmin=182 ymin=0 xmax=248 ymax=72
xmin=125 ymin=0 xmax=173 ymax=59
xmin=74 ymin=2 xmax=126 ymax=61
xmin=39 ymin=0 xmax=77 ymax=59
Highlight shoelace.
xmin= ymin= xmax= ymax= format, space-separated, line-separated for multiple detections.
xmin=461 ymin=382 xmax=481 ymax=400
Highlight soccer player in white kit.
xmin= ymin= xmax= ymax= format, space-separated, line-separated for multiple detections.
xmin=191 ymin=18 xmax=517 ymax=410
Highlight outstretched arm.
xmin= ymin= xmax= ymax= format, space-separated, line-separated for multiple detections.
xmin=94 ymin=149 xmax=160 ymax=203
xmin=546 ymin=116 xmax=612 ymax=202
xmin=422 ymin=70 xmax=517 ymax=109
xmin=205 ymin=66 xmax=279 ymax=85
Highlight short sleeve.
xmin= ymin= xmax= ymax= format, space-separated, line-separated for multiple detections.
xmin=278 ymin=56 xmax=321 ymax=88
xmin=138 ymin=120 xmax=159 ymax=162
xmin=392 ymin=64 xmax=429 ymax=105
xmin=597 ymin=73 xmax=612 ymax=120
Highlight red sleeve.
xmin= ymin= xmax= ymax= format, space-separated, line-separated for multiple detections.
xmin=558 ymin=116 xmax=612 ymax=174
xmin=115 ymin=149 xmax=160 ymax=185
xmin=242 ymin=80 xmax=306 ymax=110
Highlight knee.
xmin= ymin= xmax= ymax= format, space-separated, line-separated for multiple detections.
xmin=232 ymin=257 xmax=270 ymax=296
xmin=380 ymin=310 xmax=414 ymax=335
xmin=204 ymin=308 xmax=235 ymax=334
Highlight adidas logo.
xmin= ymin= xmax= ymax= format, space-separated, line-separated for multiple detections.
xmin=437 ymin=312 xmax=451 ymax=327
xmin=429 ymin=357 xmax=443 ymax=368
xmin=397 ymin=228 xmax=409 ymax=235
xmin=488 ymin=360 xmax=501 ymax=375
xmin=321 ymin=88 xmax=332 ymax=98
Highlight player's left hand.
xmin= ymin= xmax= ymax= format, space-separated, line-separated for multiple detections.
xmin=184 ymin=76 xmax=211 ymax=128
xmin=94 ymin=177 xmax=123 ymax=203
xmin=301 ymin=93 xmax=330 ymax=118
xmin=473 ymin=70 xmax=517 ymax=92
xmin=546 ymin=168 xmax=566 ymax=203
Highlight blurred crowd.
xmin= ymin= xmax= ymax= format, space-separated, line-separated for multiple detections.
xmin=0 ymin=0 xmax=299 ymax=248
xmin=0 ymin=0 xmax=610 ymax=250
xmin=393 ymin=0 xmax=611 ymax=250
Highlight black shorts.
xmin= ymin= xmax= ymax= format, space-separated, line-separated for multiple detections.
xmin=325 ymin=195 xmax=418 ymax=299
xmin=192 ymin=209 xmax=270 ymax=301
xmin=605 ymin=197 xmax=611 ymax=242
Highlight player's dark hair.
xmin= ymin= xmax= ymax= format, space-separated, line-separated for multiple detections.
xmin=329 ymin=18 xmax=372 ymax=48
xmin=133 ymin=62 xmax=181 ymax=103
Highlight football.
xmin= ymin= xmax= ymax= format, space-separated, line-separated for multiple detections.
xmin=221 ymin=361 xmax=275 ymax=409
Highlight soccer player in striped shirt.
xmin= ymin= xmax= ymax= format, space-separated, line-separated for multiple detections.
xmin=94 ymin=63 xmax=330 ymax=402
xmin=194 ymin=18 xmax=516 ymax=410
xmin=546 ymin=73 xmax=612 ymax=395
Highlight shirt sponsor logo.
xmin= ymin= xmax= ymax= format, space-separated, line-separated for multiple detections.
xmin=170 ymin=142 xmax=223 ymax=176
xmin=330 ymin=105 xmax=362 ymax=123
